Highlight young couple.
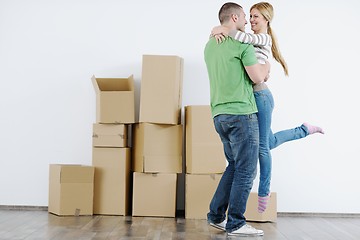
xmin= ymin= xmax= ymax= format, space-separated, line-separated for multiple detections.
xmin=204 ymin=2 xmax=323 ymax=237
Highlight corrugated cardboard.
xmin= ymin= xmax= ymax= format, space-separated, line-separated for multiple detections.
xmin=48 ymin=164 xmax=94 ymax=216
xmin=185 ymin=105 xmax=226 ymax=174
xmin=92 ymin=75 xmax=135 ymax=124
xmin=244 ymin=192 xmax=277 ymax=222
xmin=185 ymin=174 xmax=222 ymax=219
xmin=92 ymin=148 xmax=131 ymax=215
xmin=92 ymin=123 xmax=127 ymax=147
xmin=139 ymin=55 xmax=183 ymax=125
xmin=133 ymin=123 xmax=182 ymax=173
xmin=132 ymin=172 xmax=177 ymax=217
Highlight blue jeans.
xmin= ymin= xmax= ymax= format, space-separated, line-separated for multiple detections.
xmin=207 ymin=114 xmax=259 ymax=232
xmin=254 ymin=89 xmax=309 ymax=197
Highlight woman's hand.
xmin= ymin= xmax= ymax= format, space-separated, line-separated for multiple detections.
xmin=214 ymin=34 xmax=226 ymax=44
xmin=264 ymin=61 xmax=271 ymax=82
xmin=211 ymin=25 xmax=230 ymax=44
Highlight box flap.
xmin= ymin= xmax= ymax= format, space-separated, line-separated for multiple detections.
xmin=92 ymin=75 xmax=134 ymax=92
xmin=57 ymin=165 xmax=94 ymax=183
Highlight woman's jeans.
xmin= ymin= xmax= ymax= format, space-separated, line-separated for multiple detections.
xmin=254 ymin=89 xmax=309 ymax=197
xmin=207 ymin=114 xmax=259 ymax=232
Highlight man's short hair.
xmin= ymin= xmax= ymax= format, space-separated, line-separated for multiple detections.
xmin=218 ymin=2 xmax=242 ymax=24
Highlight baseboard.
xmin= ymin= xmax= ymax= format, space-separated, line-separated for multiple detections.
xmin=277 ymin=212 xmax=360 ymax=218
xmin=0 ymin=205 xmax=48 ymax=211
xmin=1 ymin=206 xmax=359 ymax=218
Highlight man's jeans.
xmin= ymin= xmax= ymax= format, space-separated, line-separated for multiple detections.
xmin=207 ymin=114 xmax=259 ymax=232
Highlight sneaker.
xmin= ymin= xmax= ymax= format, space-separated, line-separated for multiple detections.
xmin=209 ymin=219 xmax=227 ymax=231
xmin=228 ymin=224 xmax=264 ymax=236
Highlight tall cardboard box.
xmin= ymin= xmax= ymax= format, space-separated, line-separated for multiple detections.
xmin=132 ymin=172 xmax=177 ymax=217
xmin=139 ymin=55 xmax=183 ymax=125
xmin=133 ymin=123 xmax=182 ymax=173
xmin=185 ymin=174 xmax=222 ymax=219
xmin=244 ymin=192 xmax=277 ymax=222
xmin=92 ymin=123 xmax=128 ymax=147
xmin=48 ymin=164 xmax=94 ymax=216
xmin=92 ymin=148 xmax=131 ymax=215
xmin=185 ymin=105 xmax=226 ymax=174
xmin=92 ymin=75 xmax=135 ymax=124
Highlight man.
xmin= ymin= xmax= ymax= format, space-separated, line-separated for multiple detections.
xmin=204 ymin=2 xmax=270 ymax=237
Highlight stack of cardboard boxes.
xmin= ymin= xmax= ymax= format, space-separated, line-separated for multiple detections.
xmin=132 ymin=55 xmax=184 ymax=217
xmin=48 ymin=75 xmax=135 ymax=217
xmin=91 ymin=75 xmax=135 ymax=215
xmin=184 ymin=105 xmax=225 ymax=219
xmin=47 ymin=54 xmax=277 ymax=221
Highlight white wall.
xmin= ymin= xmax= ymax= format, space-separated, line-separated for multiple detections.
xmin=1 ymin=0 xmax=359 ymax=213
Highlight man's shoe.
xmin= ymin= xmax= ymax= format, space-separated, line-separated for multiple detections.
xmin=228 ymin=224 xmax=264 ymax=236
xmin=209 ymin=219 xmax=227 ymax=231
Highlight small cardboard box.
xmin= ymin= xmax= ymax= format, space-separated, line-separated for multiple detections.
xmin=92 ymin=147 xmax=131 ymax=215
xmin=185 ymin=105 xmax=226 ymax=174
xmin=92 ymin=75 xmax=135 ymax=124
xmin=48 ymin=164 xmax=94 ymax=216
xmin=185 ymin=174 xmax=222 ymax=219
xmin=92 ymin=123 xmax=127 ymax=147
xmin=139 ymin=55 xmax=183 ymax=125
xmin=133 ymin=123 xmax=182 ymax=173
xmin=132 ymin=172 xmax=177 ymax=217
xmin=244 ymin=192 xmax=277 ymax=222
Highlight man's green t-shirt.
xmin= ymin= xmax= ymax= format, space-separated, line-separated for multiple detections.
xmin=204 ymin=37 xmax=258 ymax=117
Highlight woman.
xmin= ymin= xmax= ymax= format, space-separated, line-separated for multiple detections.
xmin=211 ymin=2 xmax=324 ymax=213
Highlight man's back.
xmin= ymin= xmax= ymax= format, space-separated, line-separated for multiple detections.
xmin=204 ymin=37 xmax=258 ymax=117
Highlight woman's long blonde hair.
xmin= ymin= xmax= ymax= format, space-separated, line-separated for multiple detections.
xmin=251 ymin=2 xmax=289 ymax=76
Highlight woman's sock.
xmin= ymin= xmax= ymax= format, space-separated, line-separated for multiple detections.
xmin=258 ymin=194 xmax=271 ymax=213
xmin=303 ymin=122 xmax=324 ymax=135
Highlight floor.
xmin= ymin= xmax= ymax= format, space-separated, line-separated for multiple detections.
xmin=1 ymin=210 xmax=360 ymax=240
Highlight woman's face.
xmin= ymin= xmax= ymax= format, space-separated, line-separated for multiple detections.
xmin=249 ymin=8 xmax=268 ymax=33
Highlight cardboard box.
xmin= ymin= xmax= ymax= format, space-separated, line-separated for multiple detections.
xmin=185 ymin=105 xmax=226 ymax=174
xmin=139 ymin=55 xmax=183 ymax=125
xmin=244 ymin=192 xmax=277 ymax=222
xmin=132 ymin=172 xmax=177 ymax=217
xmin=48 ymin=164 xmax=94 ymax=216
xmin=92 ymin=148 xmax=131 ymax=215
xmin=92 ymin=123 xmax=127 ymax=147
xmin=185 ymin=174 xmax=222 ymax=219
xmin=92 ymin=75 xmax=135 ymax=124
xmin=133 ymin=123 xmax=182 ymax=173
